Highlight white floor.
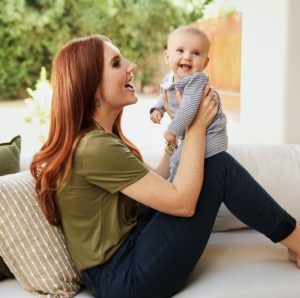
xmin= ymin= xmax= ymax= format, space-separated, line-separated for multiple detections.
xmin=0 ymin=94 xmax=247 ymax=156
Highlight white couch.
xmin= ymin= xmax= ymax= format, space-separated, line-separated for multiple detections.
xmin=1 ymin=144 xmax=300 ymax=297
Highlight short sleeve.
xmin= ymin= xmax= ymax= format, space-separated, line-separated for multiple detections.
xmin=78 ymin=132 xmax=149 ymax=194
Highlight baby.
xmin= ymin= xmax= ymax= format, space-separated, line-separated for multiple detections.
xmin=150 ymin=25 xmax=228 ymax=181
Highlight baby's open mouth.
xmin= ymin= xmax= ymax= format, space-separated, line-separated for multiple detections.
xmin=180 ymin=64 xmax=192 ymax=70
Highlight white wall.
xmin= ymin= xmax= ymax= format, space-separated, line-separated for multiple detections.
xmin=284 ymin=0 xmax=300 ymax=143
xmin=234 ymin=0 xmax=300 ymax=144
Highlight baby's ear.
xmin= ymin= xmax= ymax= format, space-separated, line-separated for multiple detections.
xmin=203 ymin=57 xmax=210 ymax=69
xmin=164 ymin=50 xmax=170 ymax=64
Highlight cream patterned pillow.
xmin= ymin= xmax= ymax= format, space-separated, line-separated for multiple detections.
xmin=0 ymin=171 xmax=80 ymax=297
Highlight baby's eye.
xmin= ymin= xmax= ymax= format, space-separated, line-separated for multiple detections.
xmin=192 ymin=52 xmax=201 ymax=57
xmin=176 ymin=49 xmax=184 ymax=54
xmin=113 ymin=59 xmax=121 ymax=68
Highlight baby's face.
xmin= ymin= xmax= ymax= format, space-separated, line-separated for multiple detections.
xmin=165 ymin=31 xmax=209 ymax=81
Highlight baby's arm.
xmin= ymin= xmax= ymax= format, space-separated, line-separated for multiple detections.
xmin=168 ymin=72 xmax=208 ymax=137
xmin=150 ymin=96 xmax=165 ymax=115
xmin=150 ymin=96 xmax=165 ymax=124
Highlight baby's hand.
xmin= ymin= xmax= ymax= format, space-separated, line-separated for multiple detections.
xmin=164 ymin=130 xmax=177 ymax=144
xmin=150 ymin=109 xmax=163 ymax=124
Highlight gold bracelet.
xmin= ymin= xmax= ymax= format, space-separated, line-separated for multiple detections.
xmin=164 ymin=141 xmax=177 ymax=156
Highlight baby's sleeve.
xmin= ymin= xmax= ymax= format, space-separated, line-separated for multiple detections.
xmin=168 ymin=72 xmax=208 ymax=137
xmin=150 ymin=95 xmax=165 ymax=115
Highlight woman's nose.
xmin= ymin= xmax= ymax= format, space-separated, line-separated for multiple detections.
xmin=127 ymin=61 xmax=137 ymax=73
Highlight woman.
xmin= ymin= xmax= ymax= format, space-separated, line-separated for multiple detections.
xmin=31 ymin=35 xmax=300 ymax=298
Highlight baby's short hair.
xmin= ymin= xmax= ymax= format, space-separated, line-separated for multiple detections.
xmin=168 ymin=25 xmax=211 ymax=53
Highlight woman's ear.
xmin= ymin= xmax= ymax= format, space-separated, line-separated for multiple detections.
xmin=96 ymin=99 xmax=101 ymax=107
xmin=95 ymin=89 xmax=102 ymax=107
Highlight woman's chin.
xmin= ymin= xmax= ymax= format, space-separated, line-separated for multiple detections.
xmin=122 ymin=96 xmax=138 ymax=108
xmin=130 ymin=94 xmax=139 ymax=104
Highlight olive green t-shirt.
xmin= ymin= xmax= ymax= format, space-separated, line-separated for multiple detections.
xmin=57 ymin=129 xmax=149 ymax=272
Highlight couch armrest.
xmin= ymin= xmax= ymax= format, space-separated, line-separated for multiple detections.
xmin=20 ymin=151 xmax=34 ymax=171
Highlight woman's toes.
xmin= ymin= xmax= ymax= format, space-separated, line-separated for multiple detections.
xmin=288 ymin=249 xmax=300 ymax=268
xmin=288 ymin=249 xmax=297 ymax=262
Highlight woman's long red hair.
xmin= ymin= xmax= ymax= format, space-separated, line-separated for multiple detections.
xmin=30 ymin=35 xmax=142 ymax=226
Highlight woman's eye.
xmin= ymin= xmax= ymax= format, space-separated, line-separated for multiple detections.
xmin=113 ymin=59 xmax=121 ymax=68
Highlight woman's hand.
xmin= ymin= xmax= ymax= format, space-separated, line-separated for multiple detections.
xmin=189 ymin=84 xmax=218 ymax=131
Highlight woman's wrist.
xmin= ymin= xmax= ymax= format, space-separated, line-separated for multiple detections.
xmin=164 ymin=141 xmax=177 ymax=156
xmin=186 ymin=122 xmax=206 ymax=138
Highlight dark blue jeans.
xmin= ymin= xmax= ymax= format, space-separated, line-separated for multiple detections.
xmin=82 ymin=152 xmax=296 ymax=298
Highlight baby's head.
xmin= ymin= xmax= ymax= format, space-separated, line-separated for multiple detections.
xmin=165 ymin=26 xmax=210 ymax=81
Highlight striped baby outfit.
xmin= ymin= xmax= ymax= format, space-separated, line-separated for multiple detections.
xmin=151 ymin=71 xmax=228 ymax=182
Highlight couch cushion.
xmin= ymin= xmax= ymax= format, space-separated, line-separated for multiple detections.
xmin=213 ymin=144 xmax=300 ymax=231
xmin=0 ymin=135 xmax=22 ymax=280
xmin=1 ymin=230 xmax=299 ymax=298
xmin=0 ymin=171 xmax=80 ymax=297
xmin=142 ymin=145 xmax=300 ymax=232
xmin=0 ymin=135 xmax=21 ymax=176
xmin=174 ymin=230 xmax=300 ymax=298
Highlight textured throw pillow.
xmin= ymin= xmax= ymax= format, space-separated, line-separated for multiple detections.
xmin=0 ymin=171 xmax=80 ymax=297
xmin=0 ymin=135 xmax=21 ymax=280
xmin=0 ymin=135 xmax=21 ymax=176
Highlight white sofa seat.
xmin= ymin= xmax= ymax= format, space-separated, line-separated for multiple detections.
xmin=175 ymin=230 xmax=300 ymax=298
xmin=1 ymin=144 xmax=300 ymax=297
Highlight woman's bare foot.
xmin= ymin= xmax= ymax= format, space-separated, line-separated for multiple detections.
xmin=296 ymin=256 xmax=300 ymax=268
xmin=281 ymin=226 xmax=300 ymax=268
xmin=288 ymin=248 xmax=297 ymax=262
xmin=287 ymin=248 xmax=300 ymax=268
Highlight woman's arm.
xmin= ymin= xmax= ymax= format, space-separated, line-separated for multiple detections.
xmin=144 ymin=152 xmax=170 ymax=179
xmin=122 ymin=85 xmax=217 ymax=217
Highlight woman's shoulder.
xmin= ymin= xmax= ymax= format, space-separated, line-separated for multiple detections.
xmin=81 ymin=129 xmax=118 ymax=143
xmin=74 ymin=129 xmax=145 ymax=175
xmin=76 ymin=129 xmax=126 ymax=159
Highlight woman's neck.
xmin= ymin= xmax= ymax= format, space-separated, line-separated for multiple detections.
xmin=93 ymin=106 xmax=119 ymax=133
